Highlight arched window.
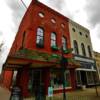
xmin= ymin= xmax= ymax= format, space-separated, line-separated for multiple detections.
xmin=36 ymin=27 xmax=44 ymax=47
xmin=81 ymin=43 xmax=86 ymax=56
xmin=62 ymin=36 xmax=67 ymax=50
xmin=73 ymin=40 xmax=79 ymax=54
xmin=88 ymin=45 xmax=92 ymax=57
xmin=51 ymin=32 xmax=56 ymax=47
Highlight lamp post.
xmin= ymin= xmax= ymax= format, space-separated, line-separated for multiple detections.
xmin=60 ymin=47 xmax=68 ymax=100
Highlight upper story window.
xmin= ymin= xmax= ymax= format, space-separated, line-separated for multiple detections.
xmin=51 ymin=32 xmax=56 ymax=47
xmin=62 ymin=36 xmax=67 ymax=50
xmin=88 ymin=45 xmax=92 ymax=57
xmin=86 ymin=34 xmax=88 ymax=38
xmin=61 ymin=23 xmax=65 ymax=28
xmin=81 ymin=43 xmax=86 ymax=56
xmin=38 ymin=12 xmax=44 ymax=18
xmin=73 ymin=40 xmax=79 ymax=55
xmin=51 ymin=18 xmax=56 ymax=24
xmin=72 ymin=28 xmax=76 ymax=32
xmin=79 ymin=32 xmax=82 ymax=35
xmin=36 ymin=27 xmax=44 ymax=48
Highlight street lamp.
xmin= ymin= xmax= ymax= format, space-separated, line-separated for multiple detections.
xmin=60 ymin=47 xmax=68 ymax=100
xmin=60 ymin=47 xmax=73 ymax=100
xmin=51 ymin=47 xmax=73 ymax=100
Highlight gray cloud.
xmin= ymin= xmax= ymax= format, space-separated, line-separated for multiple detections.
xmin=47 ymin=0 xmax=66 ymax=10
xmin=5 ymin=0 xmax=25 ymax=30
xmin=39 ymin=0 xmax=73 ymax=19
xmin=85 ymin=0 xmax=100 ymax=27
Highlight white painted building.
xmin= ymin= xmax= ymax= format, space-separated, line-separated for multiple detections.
xmin=68 ymin=19 xmax=97 ymax=87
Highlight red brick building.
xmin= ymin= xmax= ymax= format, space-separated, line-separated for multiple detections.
xmin=2 ymin=0 xmax=78 ymax=97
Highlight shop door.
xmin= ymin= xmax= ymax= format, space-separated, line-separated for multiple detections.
xmin=28 ymin=69 xmax=46 ymax=100
xmin=80 ymin=71 xmax=87 ymax=85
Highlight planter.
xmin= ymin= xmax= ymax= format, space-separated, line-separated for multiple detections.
xmin=51 ymin=46 xmax=59 ymax=51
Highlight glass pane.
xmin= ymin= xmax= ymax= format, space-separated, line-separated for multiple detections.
xmin=37 ymin=28 xmax=43 ymax=36
xmin=65 ymin=70 xmax=71 ymax=87
xmin=50 ymin=70 xmax=71 ymax=89
xmin=51 ymin=40 xmax=56 ymax=46
xmin=62 ymin=37 xmax=67 ymax=50
xmin=36 ymin=36 xmax=43 ymax=44
xmin=51 ymin=33 xmax=56 ymax=40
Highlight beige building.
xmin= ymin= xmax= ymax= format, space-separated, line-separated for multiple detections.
xmin=68 ymin=19 xmax=96 ymax=87
xmin=94 ymin=51 xmax=100 ymax=80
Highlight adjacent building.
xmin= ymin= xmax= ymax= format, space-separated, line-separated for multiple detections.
xmin=94 ymin=51 xmax=100 ymax=81
xmin=1 ymin=0 xmax=77 ymax=97
xmin=69 ymin=19 xmax=96 ymax=87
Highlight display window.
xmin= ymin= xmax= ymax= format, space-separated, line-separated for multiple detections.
xmin=50 ymin=70 xmax=71 ymax=89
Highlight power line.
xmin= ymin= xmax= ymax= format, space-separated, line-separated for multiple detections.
xmin=20 ymin=0 xmax=27 ymax=9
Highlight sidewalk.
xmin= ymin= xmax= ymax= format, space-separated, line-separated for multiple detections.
xmin=25 ymin=87 xmax=100 ymax=100
xmin=0 ymin=86 xmax=100 ymax=100
xmin=0 ymin=87 xmax=10 ymax=100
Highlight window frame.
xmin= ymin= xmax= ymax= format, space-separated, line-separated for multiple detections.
xmin=81 ymin=43 xmax=86 ymax=56
xmin=36 ymin=27 xmax=44 ymax=48
xmin=73 ymin=40 xmax=79 ymax=55
xmin=62 ymin=36 xmax=67 ymax=50
xmin=51 ymin=32 xmax=57 ymax=47
xmin=87 ymin=45 xmax=92 ymax=57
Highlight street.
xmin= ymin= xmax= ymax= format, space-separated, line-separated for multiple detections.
xmin=0 ymin=86 xmax=100 ymax=100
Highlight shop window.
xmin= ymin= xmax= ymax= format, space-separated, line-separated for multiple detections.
xmin=50 ymin=70 xmax=71 ymax=89
xmin=73 ymin=40 xmax=79 ymax=54
xmin=76 ymin=71 xmax=82 ymax=85
xmin=62 ymin=36 xmax=67 ymax=50
xmin=86 ymin=72 xmax=94 ymax=84
xmin=36 ymin=27 xmax=44 ymax=48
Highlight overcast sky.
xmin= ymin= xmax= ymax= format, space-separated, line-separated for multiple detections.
xmin=0 ymin=0 xmax=100 ymax=73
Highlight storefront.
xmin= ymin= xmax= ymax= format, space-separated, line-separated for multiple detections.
xmin=76 ymin=69 xmax=97 ymax=87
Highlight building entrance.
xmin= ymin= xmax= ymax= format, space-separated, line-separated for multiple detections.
xmin=80 ymin=71 xmax=87 ymax=85
xmin=28 ymin=69 xmax=46 ymax=100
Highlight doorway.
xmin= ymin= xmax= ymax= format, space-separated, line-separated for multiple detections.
xmin=80 ymin=71 xmax=87 ymax=85
xmin=28 ymin=69 xmax=46 ymax=100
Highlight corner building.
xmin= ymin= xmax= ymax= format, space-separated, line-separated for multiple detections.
xmin=69 ymin=19 xmax=97 ymax=87
xmin=2 ymin=0 xmax=77 ymax=97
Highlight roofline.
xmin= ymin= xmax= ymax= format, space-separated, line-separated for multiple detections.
xmin=32 ymin=0 xmax=69 ymax=22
